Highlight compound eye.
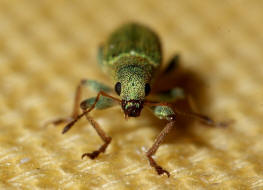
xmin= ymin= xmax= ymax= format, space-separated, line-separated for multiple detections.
xmin=115 ymin=82 xmax=121 ymax=95
xmin=145 ymin=83 xmax=151 ymax=96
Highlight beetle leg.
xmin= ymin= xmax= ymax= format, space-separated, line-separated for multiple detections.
xmin=148 ymin=106 xmax=175 ymax=177
xmin=60 ymin=91 xmax=120 ymax=159
xmin=150 ymin=87 xmax=185 ymax=102
xmin=162 ymin=54 xmax=180 ymax=75
xmin=79 ymin=93 xmax=119 ymax=159
xmin=147 ymin=119 xmax=175 ymax=177
xmin=145 ymin=100 xmax=231 ymax=176
xmin=97 ymin=45 xmax=104 ymax=67
xmin=72 ymin=79 xmax=112 ymax=118
xmin=184 ymin=95 xmax=232 ymax=127
xmin=146 ymin=105 xmax=177 ymax=177
xmin=81 ymin=115 xmax=112 ymax=159
xmin=80 ymin=95 xmax=117 ymax=111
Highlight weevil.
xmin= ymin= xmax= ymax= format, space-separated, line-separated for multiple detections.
xmin=48 ymin=23 xmax=228 ymax=177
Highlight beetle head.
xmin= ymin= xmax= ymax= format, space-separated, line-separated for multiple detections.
xmin=115 ymin=80 xmax=146 ymax=117
xmin=114 ymin=66 xmax=152 ymax=117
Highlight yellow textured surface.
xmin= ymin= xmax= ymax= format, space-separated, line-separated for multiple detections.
xmin=1 ymin=0 xmax=263 ymax=189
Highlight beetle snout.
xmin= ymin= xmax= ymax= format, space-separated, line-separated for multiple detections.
xmin=121 ymin=100 xmax=144 ymax=117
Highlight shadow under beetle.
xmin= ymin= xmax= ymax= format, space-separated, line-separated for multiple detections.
xmin=48 ymin=23 xmax=228 ymax=177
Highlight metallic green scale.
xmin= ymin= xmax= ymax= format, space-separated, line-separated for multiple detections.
xmin=98 ymin=23 xmax=162 ymax=101
xmin=102 ymin=23 xmax=162 ymax=66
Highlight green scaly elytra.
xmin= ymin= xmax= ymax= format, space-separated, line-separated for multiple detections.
xmin=98 ymin=23 xmax=161 ymax=112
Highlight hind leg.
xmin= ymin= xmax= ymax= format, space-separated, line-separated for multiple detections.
xmin=162 ymin=54 xmax=180 ymax=75
xmin=150 ymin=87 xmax=185 ymax=103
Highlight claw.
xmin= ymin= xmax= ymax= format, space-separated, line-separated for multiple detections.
xmin=62 ymin=119 xmax=76 ymax=134
xmin=82 ymin=151 xmax=100 ymax=160
xmin=43 ymin=117 xmax=73 ymax=128
xmin=81 ymin=137 xmax=112 ymax=160
xmin=147 ymin=155 xmax=170 ymax=177
xmin=155 ymin=166 xmax=170 ymax=177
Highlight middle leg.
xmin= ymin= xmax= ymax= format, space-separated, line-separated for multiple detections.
xmin=63 ymin=91 xmax=119 ymax=159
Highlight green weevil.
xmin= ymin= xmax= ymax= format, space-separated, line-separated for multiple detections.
xmin=49 ymin=23 xmax=227 ymax=177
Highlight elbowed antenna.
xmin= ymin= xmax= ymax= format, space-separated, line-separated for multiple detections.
xmin=62 ymin=91 xmax=121 ymax=134
xmin=144 ymin=100 xmax=231 ymax=127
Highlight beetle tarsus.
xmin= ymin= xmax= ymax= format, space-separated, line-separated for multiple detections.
xmin=82 ymin=137 xmax=112 ymax=160
xmin=147 ymin=155 xmax=170 ymax=177
xmin=82 ymin=151 xmax=100 ymax=160
xmin=62 ymin=121 xmax=75 ymax=134
xmin=43 ymin=117 xmax=74 ymax=128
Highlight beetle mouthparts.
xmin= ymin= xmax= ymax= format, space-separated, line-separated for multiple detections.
xmin=121 ymin=100 xmax=144 ymax=117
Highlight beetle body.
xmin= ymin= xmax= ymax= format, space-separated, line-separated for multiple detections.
xmin=98 ymin=23 xmax=162 ymax=117
xmin=49 ymin=23 xmax=225 ymax=177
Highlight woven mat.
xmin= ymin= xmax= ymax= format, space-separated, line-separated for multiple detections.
xmin=1 ymin=0 xmax=263 ymax=189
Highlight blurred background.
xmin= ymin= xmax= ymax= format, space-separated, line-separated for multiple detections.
xmin=0 ymin=0 xmax=263 ymax=189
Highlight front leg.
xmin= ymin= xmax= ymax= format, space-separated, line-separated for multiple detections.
xmin=62 ymin=91 xmax=120 ymax=159
xmin=147 ymin=106 xmax=177 ymax=177
xmin=79 ymin=95 xmax=117 ymax=159
xmin=145 ymin=99 xmax=230 ymax=177
xmin=81 ymin=115 xmax=112 ymax=160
